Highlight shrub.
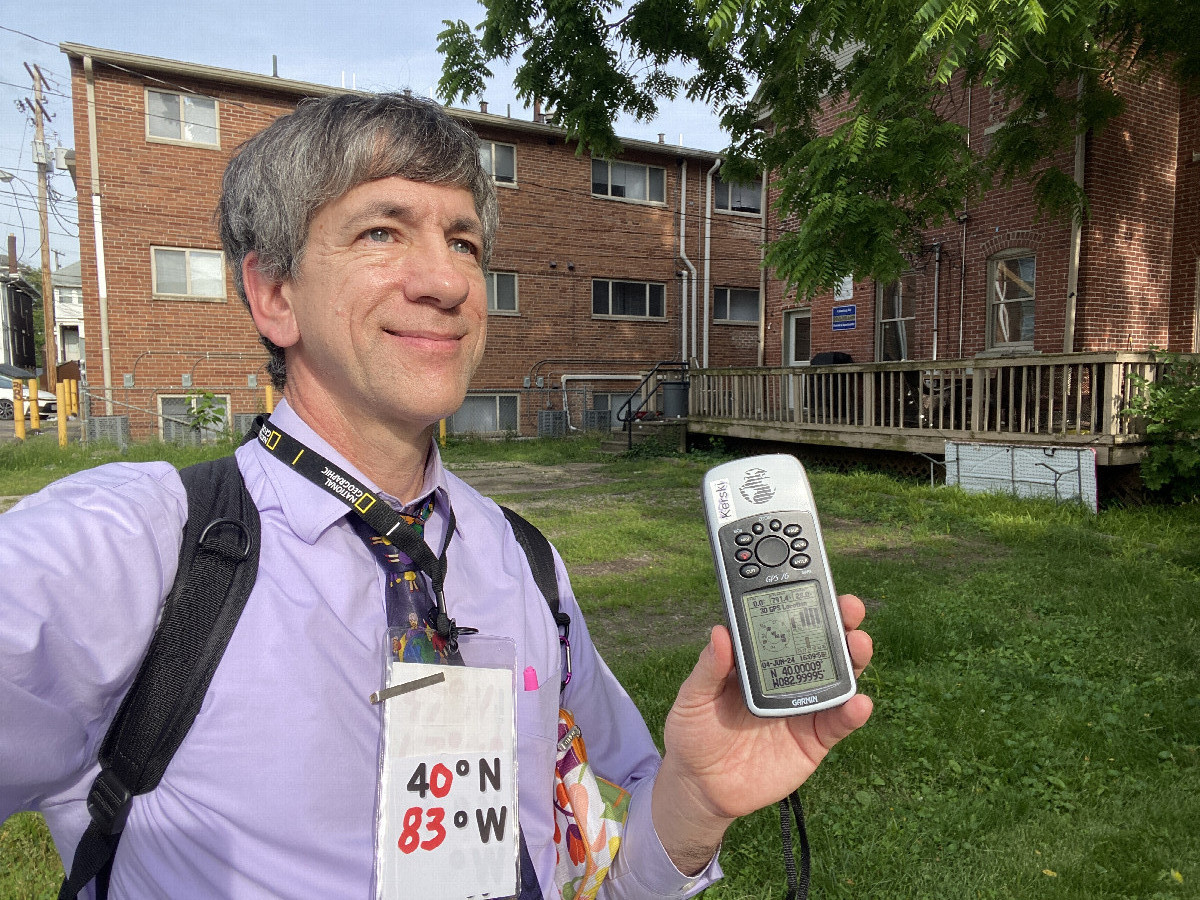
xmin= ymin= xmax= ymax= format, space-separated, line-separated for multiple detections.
xmin=1125 ymin=352 xmax=1200 ymax=502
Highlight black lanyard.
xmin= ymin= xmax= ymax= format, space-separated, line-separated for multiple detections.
xmin=254 ymin=416 xmax=471 ymax=646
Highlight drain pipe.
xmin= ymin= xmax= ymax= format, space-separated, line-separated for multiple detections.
xmin=958 ymin=83 xmax=972 ymax=359
xmin=757 ymin=170 xmax=767 ymax=366
xmin=679 ymin=160 xmax=696 ymax=363
xmin=703 ymin=158 xmax=720 ymax=367
xmin=931 ymin=243 xmax=942 ymax=360
xmin=84 ymin=55 xmax=114 ymax=415
xmin=1063 ymin=75 xmax=1086 ymax=354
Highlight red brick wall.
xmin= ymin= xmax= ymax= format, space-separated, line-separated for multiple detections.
xmin=762 ymin=66 xmax=1196 ymax=365
xmin=68 ymin=56 xmax=763 ymax=438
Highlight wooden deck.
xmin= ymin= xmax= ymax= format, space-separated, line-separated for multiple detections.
xmin=687 ymin=352 xmax=1174 ymax=466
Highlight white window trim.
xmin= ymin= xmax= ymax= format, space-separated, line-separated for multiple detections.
xmin=157 ymin=393 xmax=231 ymax=443
xmin=713 ymin=175 xmax=765 ymax=218
xmin=713 ymin=286 xmax=761 ymax=325
xmin=783 ymin=308 xmax=812 ymax=367
xmin=986 ymin=250 xmax=1036 ymax=350
xmin=592 ymin=279 xmax=668 ymax=321
xmin=487 ymin=271 xmax=520 ymax=316
xmin=591 ymin=160 xmax=667 ymax=207
xmin=145 ymin=88 xmax=220 ymax=148
xmin=479 ymin=140 xmax=518 ymax=187
xmin=151 ymin=246 xmax=227 ymax=301
xmin=448 ymin=392 xmax=520 ymax=434
xmin=876 ymin=277 xmax=917 ymax=362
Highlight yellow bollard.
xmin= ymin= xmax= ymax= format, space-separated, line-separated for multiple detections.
xmin=12 ymin=381 xmax=25 ymax=441
xmin=439 ymin=418 xmax=447 ymax=448
xmin=265 ymin=384 xmax=275 ymax=413
xmin=27 ymin=379 xmax=40 ymax=431
xmin=68 ymin=378 xmax=79 ymax=417
xmin=57 ymin=382 xmax=68 ymax=447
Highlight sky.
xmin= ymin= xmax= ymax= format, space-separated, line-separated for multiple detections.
xmin=0 ymin=1 xmax=729 ymax=272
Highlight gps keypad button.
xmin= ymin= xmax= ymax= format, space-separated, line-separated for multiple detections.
xmin=755 ymin=536 xmax=791 ymax=568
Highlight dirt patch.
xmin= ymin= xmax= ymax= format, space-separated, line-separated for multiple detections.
xmin=448 ymin=461 xmax=615 ymax=496
xmin=570 ymin=553 xmax=656 ymax=577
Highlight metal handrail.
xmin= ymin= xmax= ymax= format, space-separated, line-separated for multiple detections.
xmin=617 ymin=361 xmax=689 ymax=450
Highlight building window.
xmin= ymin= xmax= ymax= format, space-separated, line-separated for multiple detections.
xmin=714 ymin=175 xmax=762 ymax=214
xmin=592 ymin=280 xmax=666 ymax=319
xmin=592 ymin=391 xmax=636 ymax=429
xmin=152 ymin=247 xmax=226 ymax=300
xmin=146 ymin=89 xmax=219 ymax=147
xmin=988 ymin=252 xmax=1035 ymax=348
xmin=591 ymin=160 xmax=666 ymax=204
xmin=448 ymin=393 xmax=518 ymax=434
xmin=486 ymin=272 xmax=518 ymax=314
xmin=59 ymin=325 xmax=80 ymax=362
xmin=714 ymin=287 xmax=760 ymax=324
xmin=877 ymin=274 xmax=917 ymax=361
xmin=159 ymin=394 xmax=230 ymax=444
xmin=479 ymin=141 xmax=516 ymax=184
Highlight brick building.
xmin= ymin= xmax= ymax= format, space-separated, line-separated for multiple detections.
xmin=62 ymin=43 xmax=765 ymax=439
xmin=764 ymin=67 xmax=1200 ymax=368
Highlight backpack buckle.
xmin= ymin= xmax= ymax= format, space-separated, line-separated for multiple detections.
xmin=86 ymin=768 xmax=133 ymax=836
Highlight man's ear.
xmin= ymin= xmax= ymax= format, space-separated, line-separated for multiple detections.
xmin=243 ymin=251 xmax=300 ymax=349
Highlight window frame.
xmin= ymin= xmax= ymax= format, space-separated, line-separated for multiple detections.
xmin=591 ymin=279 xmax=667 ymax=321
xmin=447 ymin=392 xmax=519 ymax=435
xmin=714 ymin=174 xmax=763 ymax=216
xmin=486 ymin=271 xmax=519 ymax=315
xmin=591 ymin=159 xmax=667 ymax=206
xmin=479 ymin=140 xmax=517 ymax=186
xmin=151 ymin=246 xmax=227 ymax=301
xmin=876 ymin=275 xmax=918 ymax=361
xmin=145 ymin=88 xmax=220 ymax=148
xmin=158 ymin=393 xmax=231 ymax=444
xmin=713 ymin=286 xmax=761 ymax=325
xmin=986 ymin=250 xmax=1036 ymax=350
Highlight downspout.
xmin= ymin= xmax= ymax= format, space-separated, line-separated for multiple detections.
xmin=958 ymin=83 xmax=972 ymax=359
xmin=1063 ymin=75 xmax=1086 ymax=354
xmin=703 ymin=158 xmax=720 ymax=368
xmin=679 ymin=160 xmax=695 ymax=363
xmin=757 ymin=169 xmax=767 ymax=366
xmin=85 ymin=55 xmax=114 ymax=415
xmin=931 ymin=243 xmax=942 ymax=360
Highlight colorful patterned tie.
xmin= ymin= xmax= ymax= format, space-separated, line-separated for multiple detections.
xmin=353 ymin=498 xmax=453 ymax=664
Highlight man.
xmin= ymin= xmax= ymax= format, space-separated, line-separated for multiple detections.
xmin=0 ymin=93 xmax=872 ymax=898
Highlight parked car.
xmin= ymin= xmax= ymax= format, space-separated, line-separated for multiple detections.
xmin=0 ymin=375 xmax=57 ymax=420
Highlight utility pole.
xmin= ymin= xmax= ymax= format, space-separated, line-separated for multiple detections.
xmin=27 ymin=61 xmax=58 ymax=390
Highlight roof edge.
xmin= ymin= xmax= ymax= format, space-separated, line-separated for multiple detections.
xmin=59 ymin=42 xmax=724 ymax=160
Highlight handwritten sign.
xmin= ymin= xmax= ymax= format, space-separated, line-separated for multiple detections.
xmin=376 ymin=663 xmax=518 ymax=899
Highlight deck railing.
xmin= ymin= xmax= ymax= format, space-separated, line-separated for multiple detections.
xmin=689 ymin=353 xmax=1170 ymax=452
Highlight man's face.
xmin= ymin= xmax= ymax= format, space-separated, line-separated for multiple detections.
xmin=270 ymin=176 xmax=488 ymax=439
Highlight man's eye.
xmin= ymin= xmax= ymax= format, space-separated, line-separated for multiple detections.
xmin=450 ymin=238 xmax=478 ymax=256
xmin=365 ymin=228 xmax=392 ymax=243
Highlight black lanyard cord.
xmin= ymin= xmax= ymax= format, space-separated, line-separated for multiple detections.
xmin=780 ymin=790 xmax=811 ymax=900
xmin=254 ymin=416 xmax=468 ymax=645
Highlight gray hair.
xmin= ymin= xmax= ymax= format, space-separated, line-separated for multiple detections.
xmin=217 ymin=92 xmax=499 ymax=389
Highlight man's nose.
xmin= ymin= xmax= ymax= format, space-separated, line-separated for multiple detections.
xmin=403 ymin=240 xmax=473 ymax=309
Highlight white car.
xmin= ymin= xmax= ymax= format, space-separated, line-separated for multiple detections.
xmin=0 ymin=374 xmax=58 ymax=421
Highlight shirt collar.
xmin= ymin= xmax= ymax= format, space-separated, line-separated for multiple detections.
xmin=252 ymin=399 xmax=451 ymax=545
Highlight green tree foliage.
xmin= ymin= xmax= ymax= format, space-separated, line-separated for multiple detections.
xmin=439 ymin=0 xmax=1199 ymax=298
xmin=1125 ymin=353 xmax=1200 ymax=503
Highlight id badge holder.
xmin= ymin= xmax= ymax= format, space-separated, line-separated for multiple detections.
xmin=373 ymin=629 xmax=520 ymax=900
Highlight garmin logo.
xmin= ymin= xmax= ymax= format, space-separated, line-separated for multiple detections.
xmin=710 ymin=478 xmax=735 ymax=521
xmin=739 ymin=467 xmax=775 ymax=505
xmin=791 ymin=696 xmax=817 ymax=707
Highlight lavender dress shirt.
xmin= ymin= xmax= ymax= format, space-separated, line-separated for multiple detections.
xmin=0 ymin=400 xmax=720 ymax=898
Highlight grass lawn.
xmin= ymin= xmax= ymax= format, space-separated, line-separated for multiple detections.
xmin=2 ymin=433 xmax=1198 ymax=898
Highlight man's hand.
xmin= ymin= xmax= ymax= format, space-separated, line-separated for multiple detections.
xmin=651 ymin=594 xmax=874 ymax=875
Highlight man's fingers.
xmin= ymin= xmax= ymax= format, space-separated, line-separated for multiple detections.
xmin=847 ymin=628 xmax=873 ymax=676
xmin=838 ymin=594 xmax=866 ymax=630
xmin=813 ymin=693 xmax=873 ymax=751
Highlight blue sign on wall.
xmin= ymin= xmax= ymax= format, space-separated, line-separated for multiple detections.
xmin=832 ymin=304 xmax=857 ymax=332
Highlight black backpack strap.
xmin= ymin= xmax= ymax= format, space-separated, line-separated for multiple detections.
xmin=60 ymin=455 xmax=261 ymax=900
xmin=500 ymin=506 xmax=572 ymax=688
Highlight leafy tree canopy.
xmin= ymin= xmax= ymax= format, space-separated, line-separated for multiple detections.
xmin=440 ymin=0 xmax=1199 ymax=297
